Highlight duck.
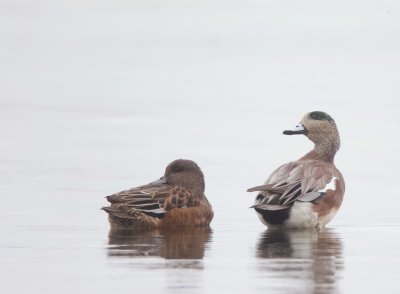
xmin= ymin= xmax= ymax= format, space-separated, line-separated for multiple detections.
xmin=102 ymin=159 xmax=214 ymax=230
xmin=247 ymin=111 xmax=345 ymax=229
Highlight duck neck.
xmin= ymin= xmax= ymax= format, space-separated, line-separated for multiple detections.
xmin=302 ymin=136 xmax=340 ymax=163
xmin=189 ymin=175 xmax=205 ymax=197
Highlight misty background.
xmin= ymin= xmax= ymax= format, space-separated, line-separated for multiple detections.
xmin=1 ymin=1 xmax=400 ymax=293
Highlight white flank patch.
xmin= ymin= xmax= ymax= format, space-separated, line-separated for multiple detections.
xmin=284 ymin=202 xmax=318 ymax=229
xmin=319 ymin=176 xmax=337 ymax=193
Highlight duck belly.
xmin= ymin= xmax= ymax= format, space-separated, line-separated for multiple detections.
xmin=256 ymin=202 xmax=322 ymax=229
xmin=284 ymin=202 xmax=318 ymax=228
xmin=255 ymin=200 xmax=341 ymax=229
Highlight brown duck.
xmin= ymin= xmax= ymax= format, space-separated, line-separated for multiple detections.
xmin=247 ymin=111 xmax=345 ymax=229
xmin=103 ymin=159 xmax=213 ymax=230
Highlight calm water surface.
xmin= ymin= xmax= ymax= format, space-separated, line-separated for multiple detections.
xmin=1 ymin=1 xmax=400 ymax=293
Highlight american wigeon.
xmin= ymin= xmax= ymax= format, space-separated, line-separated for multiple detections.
xmin=102 ymin=159 xmax=214 ymax=230
xmin=248 ymin=111 xmax=345 ymax=229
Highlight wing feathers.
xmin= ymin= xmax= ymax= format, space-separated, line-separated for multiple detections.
xmin=247 ymin=184 xmax=275 ymax=192
xmin=297 ymin=191 xmax=324 ymax=202
xmin=248 ymin=160 xmax=336 ymax=206
xmin=104 ymin=185 xmax=197 ymax=220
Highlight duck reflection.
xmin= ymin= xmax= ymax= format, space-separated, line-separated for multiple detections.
xmin=107 ymin=227 xmax=212 ymax=260
xmin=256 ymin=229 xmax=343 ymax=293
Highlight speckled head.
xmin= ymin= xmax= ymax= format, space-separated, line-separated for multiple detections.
xmin=160 ymin=159 xmax=205 ymax=193
xmin=301 ymin=111 xmax=338 ymax=144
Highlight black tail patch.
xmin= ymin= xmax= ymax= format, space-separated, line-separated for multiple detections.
xmin=254 ymin=206 xmax=291 ymax=225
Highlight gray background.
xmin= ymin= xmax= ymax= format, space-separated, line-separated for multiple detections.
xmin=1 ymin=0 xmax=400 ymax=293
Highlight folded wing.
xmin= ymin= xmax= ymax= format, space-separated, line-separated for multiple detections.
xmin=248 ymin=161 xmax=337 ymax=208
xmin=103 ymin=184 xmax=199 ymax=219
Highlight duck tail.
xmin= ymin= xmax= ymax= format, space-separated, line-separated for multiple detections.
xmin=252 ymin=204 xmax=291 ymax=225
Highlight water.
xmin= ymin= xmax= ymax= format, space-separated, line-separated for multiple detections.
xmin=1 ymin=0 xmax=400 ymax=293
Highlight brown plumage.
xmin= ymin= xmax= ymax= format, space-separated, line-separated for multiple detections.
xmin=248 ymin=111 xmax=345 ymax=229
xmin=102 ymin=159 xmax=214 ymax=230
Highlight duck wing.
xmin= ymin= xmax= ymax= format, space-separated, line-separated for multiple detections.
xmin=248 ymin=161 xmax=337 ymax=207
xmin=103 ymin=184 xmax=199 ymax=219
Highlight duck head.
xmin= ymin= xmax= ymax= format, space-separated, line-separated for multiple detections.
xmin=283 ymin=111 xmax=341 ymax=161
xmin=149 ymin=159 xmax=205 ymax=193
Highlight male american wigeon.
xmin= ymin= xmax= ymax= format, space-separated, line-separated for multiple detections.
xmin=102 ymin=159 xmax=214 ymax=230
xmin=247 ymin=111 xmax=345 ymax=229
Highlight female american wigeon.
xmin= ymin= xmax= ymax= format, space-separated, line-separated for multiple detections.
xmin=247 ymin=111 xmax=345 ymax=229
xmin=103 ymin=159 xmax=214 ymax=230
